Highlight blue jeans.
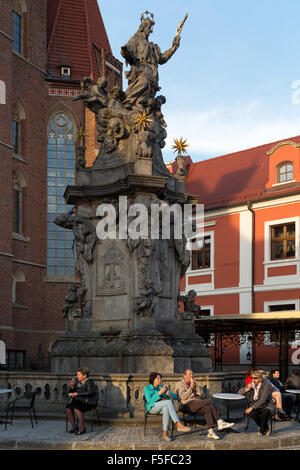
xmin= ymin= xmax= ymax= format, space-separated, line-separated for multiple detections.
xmin=149 ymin=400 xmax=180 ymax=431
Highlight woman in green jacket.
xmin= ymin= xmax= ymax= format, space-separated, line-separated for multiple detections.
xmin=144 ymin=371 xmax=191 ymax=442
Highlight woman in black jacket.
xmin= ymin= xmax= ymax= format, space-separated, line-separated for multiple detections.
xmin=66 ymin=367 xmax=98 ymax=435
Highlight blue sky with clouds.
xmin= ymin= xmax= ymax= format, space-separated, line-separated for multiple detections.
xmin=99 ymin=0 xmax=300 ymax=162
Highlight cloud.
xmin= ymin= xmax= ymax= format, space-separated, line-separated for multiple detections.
xmin=164 ymin=101 xmax=300 ymax=161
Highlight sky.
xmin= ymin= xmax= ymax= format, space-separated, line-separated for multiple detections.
xmin=98 ymin=0 xmax=300 ymax=163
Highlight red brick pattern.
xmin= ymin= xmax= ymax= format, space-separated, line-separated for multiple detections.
xmin=0 ymin=0 xmax=121 ymax=362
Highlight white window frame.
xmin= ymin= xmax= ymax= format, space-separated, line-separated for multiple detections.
xmin=186 ymin=230 xmax=215 ymax=291
xmin=198 ymin=304 xmax=214 ymax=316
xmin=263 ymin=216 xmax=300 ymax=286
xmin=263 ymin=299 xmax=300 ymax=345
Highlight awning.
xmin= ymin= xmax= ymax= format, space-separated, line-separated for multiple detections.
xmin=195 ymin=311 xmax=300 ymax=334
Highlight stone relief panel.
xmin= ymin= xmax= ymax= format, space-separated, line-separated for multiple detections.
xmin=97 ymin=244 xmax=127 ymax=296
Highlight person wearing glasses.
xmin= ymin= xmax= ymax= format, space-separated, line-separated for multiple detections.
xmin=238 ymin=370 xmax=275 ymax=436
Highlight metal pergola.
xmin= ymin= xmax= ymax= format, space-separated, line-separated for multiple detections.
xmin=195 ymin=311 xmax=300 ymax=381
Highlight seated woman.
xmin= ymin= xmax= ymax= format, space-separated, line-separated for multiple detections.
xmin=144 ymin=371 xmax=191 ymax=442
xmin=258 ymin=369 xmax=289 ymax=421
xmin=66 ymin=367 xmax=98 ymax=435
xmin=245 ymin=368 xmax=255 ymax=386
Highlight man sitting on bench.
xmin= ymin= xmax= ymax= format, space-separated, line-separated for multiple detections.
xmin=175 ymin=369 xmax=234 ymax=440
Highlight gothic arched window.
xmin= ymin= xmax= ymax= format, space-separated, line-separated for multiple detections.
xmin=12 ymin=168 xmax=26 ymax=235
xmin=47 ymin=113 xmax=75 ymax=276
xmin=12 ymin=0 xmax=27 ymax=55
xmin=12 ymin=101 xmax=25 ymax=156
xmin=12 ymin=265 xmax=25 ymax=305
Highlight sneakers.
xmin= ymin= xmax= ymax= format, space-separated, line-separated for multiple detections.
xmin=207 ymin=429 xmax=220 ymax=440
xmin=162 ymin=435 xmax=172 ymax=442
xmin=217 ymin=420 xmax=235 ymax=431
xmin=177 ymin=425 xmax=191 ymax=433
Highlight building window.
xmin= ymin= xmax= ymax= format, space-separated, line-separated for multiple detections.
xmin=12 ymin=266 xmax=25 ymax=305
xmin=14 ymin=187 xmax=22 ymax=233
xmin=268 ymin=304 xmax=296 ymax=343
xmin=6 ymin=350 xmax=25 ymax=369
xmin=12 ymin=11 xmax=21 ymax=53
xmin=12 ymin=101 xmax=25 ymax=157
xmin=194 ymin=306 xmax=214 ymax=345
xmin=271 ymin=222 xmax=295 ymax=260
xmin=0 ymin=80 xmax=6 ymax=104
xmin=12 ymin=119 xmax=20 ymax=154
xmin=47 ymin=113 xmax=75 ymax=276
xmin=277 ymin=162 xmax=293 ymax=183
xmin=12 ymin=169 xmax=26 ymax=235
xmin=191 ymin=235 xmax=211 ymax=270
xmin=60 ymin=66 xmax=71 ymax=79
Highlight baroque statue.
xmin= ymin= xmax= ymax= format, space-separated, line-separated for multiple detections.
xmin=73 ymin=11 xmax=187 ymax=177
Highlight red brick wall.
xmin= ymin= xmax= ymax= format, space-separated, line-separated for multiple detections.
xmin=0 ymin=0 xmax=122 ymax=362
xmin=0 ymin=0 xmax=51 ymax=358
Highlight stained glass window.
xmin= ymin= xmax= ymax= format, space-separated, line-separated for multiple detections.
xmin=47 ymin=113 xmax=75 ymax=276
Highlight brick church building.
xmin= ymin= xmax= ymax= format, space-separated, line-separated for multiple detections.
xmin=0 ymin=0 xmax=122 ymax=368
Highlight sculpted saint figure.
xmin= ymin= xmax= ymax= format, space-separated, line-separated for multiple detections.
xmin=121 ymin=15 xmax=181 ymax=110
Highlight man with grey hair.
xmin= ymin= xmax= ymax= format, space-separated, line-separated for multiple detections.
xmin=238 ymin=370 xmax=274 ymax=435
xmin=175 ymin=369 xmax=234 ymax=440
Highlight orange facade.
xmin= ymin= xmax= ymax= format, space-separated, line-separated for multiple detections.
xmin=178 ymin=140 xmax=300 ymax=367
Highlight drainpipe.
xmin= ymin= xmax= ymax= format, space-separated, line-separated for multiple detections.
xmin=247 ymin=201 xmax=255 ymax=367
xmin=247 ymin=202 xmax=255 ymax=313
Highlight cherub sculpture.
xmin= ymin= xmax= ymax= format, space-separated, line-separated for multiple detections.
xmin=178 ymin=290 xmax=201 ymax=317
xmin=133 ymin=280 xmax=162 ymax=317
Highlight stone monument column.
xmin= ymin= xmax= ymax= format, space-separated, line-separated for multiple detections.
xmin=50 ymin=11 xmax=211 ymax=374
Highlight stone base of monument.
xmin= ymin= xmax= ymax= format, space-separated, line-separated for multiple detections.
xmin=50 ymin=328 xmax=211 ymax=374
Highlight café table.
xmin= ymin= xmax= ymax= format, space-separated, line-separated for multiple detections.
xmin=285 ymin=389 xmax=300 ymax=421
xmin=213 ymin=392 xmax=246 ymax=432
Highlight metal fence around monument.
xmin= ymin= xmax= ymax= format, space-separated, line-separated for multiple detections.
xmin=0 ymin=354 xmax=51 ymax=372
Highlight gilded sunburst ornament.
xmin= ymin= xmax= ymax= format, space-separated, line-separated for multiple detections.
xmin=134 ymin=111 xmax=153 ymax=131
xmin=172 ymin=137 xmax=189 ymax=156
xmin=73 ymin=126 xmax=89 ymax=145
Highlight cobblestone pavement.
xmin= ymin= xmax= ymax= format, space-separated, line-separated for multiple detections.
xmin=0 ymin=416 xmax=299 ymax=450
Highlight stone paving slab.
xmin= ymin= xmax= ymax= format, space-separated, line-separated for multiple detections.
xmin=0 ymin=417 xmax=300 ymax=450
